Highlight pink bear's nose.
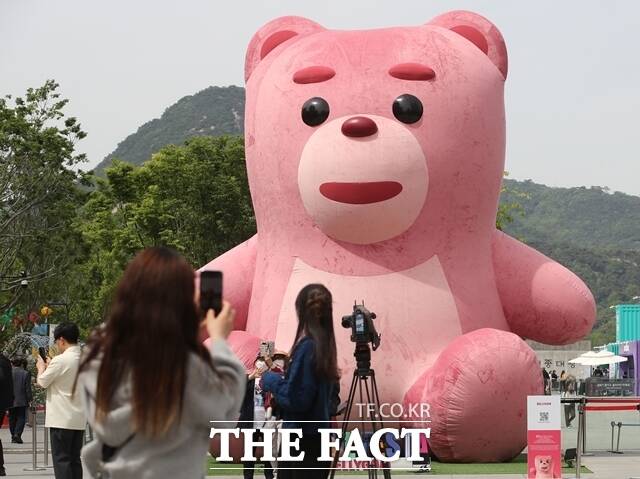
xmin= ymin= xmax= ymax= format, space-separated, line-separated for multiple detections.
xmin=341 ymin=116 xmax=378 ymax=138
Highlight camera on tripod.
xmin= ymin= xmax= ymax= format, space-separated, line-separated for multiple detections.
xmin=332 ymin=301 xmax=391 ymax=479
xmin=341 ymin=302 xmax=381 ymax=350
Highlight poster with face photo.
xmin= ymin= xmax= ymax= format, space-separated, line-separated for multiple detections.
xmin=527 ymin=396 xmax=561 ymax=478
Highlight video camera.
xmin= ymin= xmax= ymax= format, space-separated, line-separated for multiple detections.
xmin=341 ymin=302 xmax=381 ymax=351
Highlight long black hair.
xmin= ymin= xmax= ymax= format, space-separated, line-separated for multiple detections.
xmin=292 ymin=284 xmax=339 ymax=382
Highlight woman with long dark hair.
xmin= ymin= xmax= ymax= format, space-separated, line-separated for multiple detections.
xmin=262 ymin=284 xmax=340 ymax=479
xmin=76 ymin=247 xmax=245 ymax=478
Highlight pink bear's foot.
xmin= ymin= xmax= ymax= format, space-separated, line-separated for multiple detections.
xmin=403 ymin=328 xmax=542 ymax=462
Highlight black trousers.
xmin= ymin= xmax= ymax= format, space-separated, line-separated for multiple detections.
xmin=50 ymin=427 xmax=84 ymax=479
xmin=0 ymin=410 xmax=5 ymax=468
xmin=9 ymin=406 xmax=27 ymax=439
xmin=242 ymin=431 xmax=274 ymax=479
xmin=564 ymin=404 xmax=576 ymax=427
xmin=278 ymin=434 xmax=329 ymax=479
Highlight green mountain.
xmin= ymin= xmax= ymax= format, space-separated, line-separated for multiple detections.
xmin=95 ymin=85 xmax=244 ymax=172
xmin=501 ymin=179 xmax=640 ymax=251
xmin=97 ymin=85 xmax=640 ymax=345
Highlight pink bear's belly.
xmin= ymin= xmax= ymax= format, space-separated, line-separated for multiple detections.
xmin=274 ymin=256 xmax=463 ymax=408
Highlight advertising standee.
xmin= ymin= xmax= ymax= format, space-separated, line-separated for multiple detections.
xmin=527 ymin=395 xmax=561 ymax=479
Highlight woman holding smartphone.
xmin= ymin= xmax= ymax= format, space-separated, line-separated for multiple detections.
xmin=76 ymin=247 xmax=245 ymax=478
xmin=262 ymin=284 xmax=339 ymax=479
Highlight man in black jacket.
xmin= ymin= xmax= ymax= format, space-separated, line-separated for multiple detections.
xmin=9 ymin=356 xmax=32 ymax=443
xmin=0 ymin=352 xmax=14 ymax=476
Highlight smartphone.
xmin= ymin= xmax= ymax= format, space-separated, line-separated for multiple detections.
xmin=38 ymin=347 xmax=48 ymax=361
xmin=260 ymin=340 xmax=275 ymax=357
xmin=200 ymin=270 xmax=222 ymax=315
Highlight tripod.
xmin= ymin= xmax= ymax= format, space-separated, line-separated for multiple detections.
xmin=330 ymin=343 xmax=391 ymax=479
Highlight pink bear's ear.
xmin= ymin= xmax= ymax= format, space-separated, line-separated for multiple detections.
xmin=427 ymin=10 xmax=508 ymax=79
xmin=244 ymin=16 xmax=325 ymax=82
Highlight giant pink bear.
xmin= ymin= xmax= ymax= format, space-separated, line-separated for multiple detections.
xmin=203 ymin=11 xmax=596 ymax=462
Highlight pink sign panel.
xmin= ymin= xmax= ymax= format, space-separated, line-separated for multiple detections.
xmin=527 ymin=396 xmax=561 ymax=479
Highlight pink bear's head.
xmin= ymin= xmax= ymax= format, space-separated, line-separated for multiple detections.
xmin=244 ymin=11 xmax=508 ymax=263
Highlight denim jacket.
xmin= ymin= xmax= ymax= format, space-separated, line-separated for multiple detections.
xmin=262 ymin=337 xmax=336 ymax=434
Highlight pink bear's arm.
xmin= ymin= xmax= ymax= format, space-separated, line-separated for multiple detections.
xmin=199 ymin=234 xmax=258 ymax=331
xmin=492 ymin=230 xmax=596 ymax=345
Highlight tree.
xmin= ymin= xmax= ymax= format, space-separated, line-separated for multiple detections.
xmin=0 ymin=80 xmax=87 ymax=319
xmin=496 ymin=172 xmax=527 ymax=231
xmin=70 ymin=135 xmax=256 ymax=331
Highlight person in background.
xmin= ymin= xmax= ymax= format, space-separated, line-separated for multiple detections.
xmin=262 ymin=284 xmax=340 ymax=479
xmin=0 ymin=352 xmax=14 ymax=477
xmin=262 ymin=351 xmax=289 ymax=474
xmin=542 ymin=368 xmax=551 ymax=395
xmin=239 ymin=354 xmax=274 ymax=479
xmin=263 ymin=352 xmax=288 ymax=419
xmin=562 ymin=374 xmax=577 ymax=427
xmin=9 ymin=355 xmax=32 ymax=443
xmin=559 ymin=370 xmax=566 ymax=394
xmin=75 ymin=247 xmax=245 ymax=479
xmin=37 ymin=322 xmax=86 ymax=479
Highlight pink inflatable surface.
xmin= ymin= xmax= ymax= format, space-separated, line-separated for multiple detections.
xmin=203 ymin=11 xmax=596 ymax=461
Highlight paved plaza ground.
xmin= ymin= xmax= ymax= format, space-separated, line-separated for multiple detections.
xmin=2 ymin=404 xmax=639 ymax=478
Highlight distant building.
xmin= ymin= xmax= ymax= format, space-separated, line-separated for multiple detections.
xmin=527 ymin=339 xmax=592 ymax=380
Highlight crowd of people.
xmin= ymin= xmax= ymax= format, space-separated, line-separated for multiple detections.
xmin=1 ymin=247 xmax=339 ymax=479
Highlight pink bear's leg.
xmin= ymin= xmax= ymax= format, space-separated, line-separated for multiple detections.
xmin=403 ymin=328 xmax=542 ymax=462
xmin=204 ymin=330 xmax=262 ymax=372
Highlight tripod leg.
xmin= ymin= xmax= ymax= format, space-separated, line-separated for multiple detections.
xmin=370 ymin=372 xmax=385 ymax=430
xmin=330 ymin=371 xmax=359 ymax=479
xmin=370 ymin=372 xmax=392 ymax=479
xmin=361 ymin=377 xmax=377 ymax=479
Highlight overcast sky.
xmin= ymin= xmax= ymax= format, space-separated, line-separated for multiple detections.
xmin=1 ymin=0 xmax=639 ymax=196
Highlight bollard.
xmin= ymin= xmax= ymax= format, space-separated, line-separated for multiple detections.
xmin=575 ymin=399 xmax=585 ymax=479
xmin=610 ymin=421 xmax=616 ymax=452
xmin=615 ymin=422 xmax=623 ymax=453
xmin=23 ymin=406 xmax=45 ymax=472
xmin=581 ymin=404 xmax=586 ymax=453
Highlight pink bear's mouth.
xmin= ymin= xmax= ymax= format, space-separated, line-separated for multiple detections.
xmin=319 ymin=181 xmax=403 ymax=204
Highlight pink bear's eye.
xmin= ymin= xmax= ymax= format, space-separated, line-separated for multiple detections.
xmin=392 ymin=94 xmax=423 ymax=124
xmin=301 ymin=97 xmax=330 ymax=126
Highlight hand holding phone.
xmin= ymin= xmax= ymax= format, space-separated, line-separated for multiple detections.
xmin=38 ymin=347 xmax=48 ymax=361
xmin=204 ymin=301 xmax=235 ymax=341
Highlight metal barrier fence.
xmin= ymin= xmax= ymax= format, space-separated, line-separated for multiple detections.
xmin=23 ymin=406 xmax=45 ymax=472
xmin=18 ymin=405 xmax=93 ymax=473
xmin=562 ymin=396 xmax=640 ymax=479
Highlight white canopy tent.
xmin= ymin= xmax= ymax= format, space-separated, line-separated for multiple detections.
xmin=569 ymin=349 xmax=628 ymax=366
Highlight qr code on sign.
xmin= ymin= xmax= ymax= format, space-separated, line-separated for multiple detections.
xmin=539 ymin=412 xmax=549 ymax=422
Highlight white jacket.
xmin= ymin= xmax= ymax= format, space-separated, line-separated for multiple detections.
xmin=37 ymin=345 xmax=86 ymax=430
xmin=76 ymin=338 xmax=245 ymax=479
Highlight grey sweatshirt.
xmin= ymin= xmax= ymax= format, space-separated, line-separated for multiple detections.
xmin=76 ymin=338 xmax=245 ymax=479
